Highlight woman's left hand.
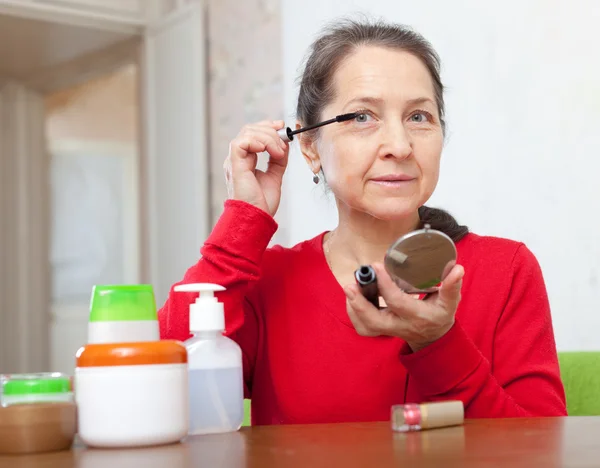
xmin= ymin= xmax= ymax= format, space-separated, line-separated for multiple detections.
xmin=344 ymin=263 xmax=465 ymax=352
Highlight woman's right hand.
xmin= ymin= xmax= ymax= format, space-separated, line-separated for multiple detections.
xmin=224 ymin=120 xmax=289 ymax=217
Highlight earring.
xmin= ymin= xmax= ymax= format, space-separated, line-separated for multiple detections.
xmin=313 ymin=174 xmax=320 ymax=184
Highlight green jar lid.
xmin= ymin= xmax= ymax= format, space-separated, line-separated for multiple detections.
xmin=89 ymin=284 xmax=158 ymax=322
xmin=2 ymin=373 xmax=71 ymax=396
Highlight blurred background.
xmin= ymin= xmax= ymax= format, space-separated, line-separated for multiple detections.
xmin=0 ymin=0 xmax=598 ymax=375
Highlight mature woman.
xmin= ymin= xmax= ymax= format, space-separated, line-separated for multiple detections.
xmin=158 ymin=18 xmax=567 ymax=425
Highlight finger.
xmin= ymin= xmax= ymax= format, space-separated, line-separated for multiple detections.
xmin=246 ymin=121 xmax=287 ymax=142
xmin=268 ymin=120 xmax=286 ymax=130
xmin=344 ymin=284 xmax=393 ymax=335
xmin=345 ymin=297 xmax=370 ymax=334
xmin=230 ymin=131 xmax=285 ymax=170
xmin=437 ymin=264 xmax=464 ymax=307
xmin=254 ymin=126 xmax=288 ymax=152
xmin=441 ymin=260 xmax=456 ymax=282
xmin=239 ymin=129 xmax=286 ymax=157
xmin=245 ymin=124 xmax=288 ymax=151
xmin=265 ymin=144 xmax=289 ymax=179
xmin=371 ymin=263 xmax=414 ymax=312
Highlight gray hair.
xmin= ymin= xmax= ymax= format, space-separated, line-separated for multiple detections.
xmin=296 ymin=16 xmax=446 ymax=135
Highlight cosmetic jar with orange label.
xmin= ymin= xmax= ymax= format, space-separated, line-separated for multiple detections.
xmin=75 ymin=340 xmax=188 ymax=448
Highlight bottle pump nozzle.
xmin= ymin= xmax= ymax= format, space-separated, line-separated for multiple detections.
xmin=174 ymin=283 xmax=226 ymax=332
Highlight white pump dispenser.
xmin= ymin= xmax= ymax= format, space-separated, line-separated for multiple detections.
xmin=186 ymin=283 xmax=225 ymax=332
xmin=174 ymin=283 xmax=244 ymax=435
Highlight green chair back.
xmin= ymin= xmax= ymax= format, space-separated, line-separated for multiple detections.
xmin=558 ymin=351 xmax=600 ymax=416
xmin=243 ymin=399 xmax=251 ymax=426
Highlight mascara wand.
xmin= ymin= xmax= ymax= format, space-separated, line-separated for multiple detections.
xmin=277 ymin=112 xmax=360 ymax=143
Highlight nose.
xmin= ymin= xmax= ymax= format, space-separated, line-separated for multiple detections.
xmin=379 ymin=118 xmax=412 ymax=161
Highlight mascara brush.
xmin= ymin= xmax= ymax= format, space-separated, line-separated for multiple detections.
xmin=277 ymin=112 xmax=360 ymax=143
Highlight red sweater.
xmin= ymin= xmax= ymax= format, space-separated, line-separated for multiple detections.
xmin=158 ymin=200 xmax=567 ymax=425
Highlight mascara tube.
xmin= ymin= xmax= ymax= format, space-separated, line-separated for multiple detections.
xmin=354 ymin=265 xmax=380 ymax=309
xmin=391 ymin=401 xmax=464 ymax=432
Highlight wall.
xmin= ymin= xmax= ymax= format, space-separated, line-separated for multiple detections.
xmin=206 ymin=0 xmax=285 ymax=242
xmin=281 ymin=0 xmax=600 ymax=351
xmin=45 ymin=64 xmax=138 ymax=142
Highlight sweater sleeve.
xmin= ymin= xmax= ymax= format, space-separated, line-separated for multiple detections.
xmin=399 ymin=244 xmax=567 ymax=417
xmin=158 ymin=199 xmax=278 ymax=398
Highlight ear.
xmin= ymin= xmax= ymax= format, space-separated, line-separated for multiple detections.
xmin=296 ymin=121 xmax=321 ymax=175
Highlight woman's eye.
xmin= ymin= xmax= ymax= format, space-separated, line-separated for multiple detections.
xmin=410 ymin=112 xmax=429 ymax=123
xmin=355 ymin=113 xmax=371 ymax=123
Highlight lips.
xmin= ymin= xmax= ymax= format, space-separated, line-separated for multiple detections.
xmin=371 ymin=174 xmax=416 ymax=182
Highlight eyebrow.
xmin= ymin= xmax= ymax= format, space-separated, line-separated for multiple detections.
xmin=344 ymin=96 xmax=436 ymax=110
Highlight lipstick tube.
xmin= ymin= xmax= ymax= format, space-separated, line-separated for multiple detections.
xmin=391 ymin=401 xmax=464 ymax=432
xmin=354 ymin=265 xmax=380 ymax=309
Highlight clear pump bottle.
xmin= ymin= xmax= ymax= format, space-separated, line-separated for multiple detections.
xmin=173 ymin=283 xmax=244 ymax=435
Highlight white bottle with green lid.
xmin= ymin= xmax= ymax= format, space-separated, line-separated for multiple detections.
xmin=88 ymin=285 xmax=159 ymax=344
xmin=174 ymin=283 xmax=244 ymax=435
xmin=0 ymin=373 xmax=73 ymax=407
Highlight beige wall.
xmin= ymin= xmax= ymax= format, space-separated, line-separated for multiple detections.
xmin=44 ymin=64 xmax=138 ymax=143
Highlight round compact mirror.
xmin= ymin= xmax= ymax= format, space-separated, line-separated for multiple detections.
xmin=384 ymin=224 xmax=457 ymax=294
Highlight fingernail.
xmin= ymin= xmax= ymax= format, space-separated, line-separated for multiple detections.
xmin=344 ymin=287 xmax=355 ymax=300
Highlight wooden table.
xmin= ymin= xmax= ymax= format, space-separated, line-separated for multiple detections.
xmin=1 ymin=417 xmax=599 ymax=467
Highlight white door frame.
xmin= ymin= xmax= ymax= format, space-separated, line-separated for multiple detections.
xmin=0 ymin=82 xmax=50 ymax=373
xmin=140 ymin=0 xmax=209 ymax=305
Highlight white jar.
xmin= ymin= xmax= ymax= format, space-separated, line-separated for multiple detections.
xmin=75 ymin=341 xmax=188 ymax=448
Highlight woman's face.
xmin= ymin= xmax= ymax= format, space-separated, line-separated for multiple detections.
xmin=301 ymin=46 xmax=444 ymax=220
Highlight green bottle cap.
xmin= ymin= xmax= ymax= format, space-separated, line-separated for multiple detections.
xmin=2 ymin=373 xmax=71 ymax=396
xmin=89 ymin=285 xmax=158 ymax=322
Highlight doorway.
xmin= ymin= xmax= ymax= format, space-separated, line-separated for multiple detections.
xmin=45 ymin=65 xmax=141 ymax=374
xmin=0 ymin=1 xmax=209 ymax=374
xmin=0 ymin=12 xmax=140 ymax=374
